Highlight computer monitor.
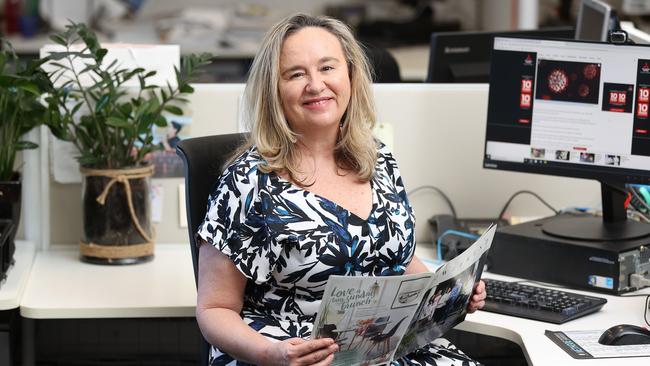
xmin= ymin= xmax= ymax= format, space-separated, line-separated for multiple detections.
xmin=484 ymin=36 xmax=650 ymax=241
xmin=575 ymin=0 xmax=613 ymax=42
xmin=426 ymin=27 xmax=574 ymax=83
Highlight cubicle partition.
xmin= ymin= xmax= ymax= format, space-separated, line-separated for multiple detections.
xmin=43 ymin=83 xmax=600 ymax=248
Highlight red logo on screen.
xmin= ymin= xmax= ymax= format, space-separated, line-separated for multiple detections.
xmin=524 ymin=54 xmax=533 ymax=66
xmin=609 ymin=91 xmax=626 ymax=105
xmin=642 ymin=63 xmax=650 ymax=73
xmin=639 ymin=87 xmax=650 ymax=102
xmin=638 ymin=102 xmax=649 ymax=117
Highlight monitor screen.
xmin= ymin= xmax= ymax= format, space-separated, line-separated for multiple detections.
xmin=484 ymin=37 xmax=650 ymax=240
xmin=426 ymin=27 xmax=574 ymax=83
xmin=575 ymin=0 xmax=612 ymax=42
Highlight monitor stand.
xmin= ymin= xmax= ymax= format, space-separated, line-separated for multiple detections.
xmin=542 ymin=182 xmax=650 ymax=241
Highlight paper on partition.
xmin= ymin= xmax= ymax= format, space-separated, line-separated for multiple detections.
xmin=40 ymin=43 xmax=180 ymax=88
xmin=178 ymin=183 xmax=187 ymax=228
xmin=150 ymin=183 xmax=164 ymax=223
xmin=50 ymin=137 xmax=82 ymax=183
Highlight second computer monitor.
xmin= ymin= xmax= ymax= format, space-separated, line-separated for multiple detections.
xmin=575 ymin=0 xmax=612 ymax=42
xmin=426 ymin=27 xmax=574 ymax=83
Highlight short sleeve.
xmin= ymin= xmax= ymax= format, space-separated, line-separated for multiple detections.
xmin=196 ymin=154 xmax=279 ymax=284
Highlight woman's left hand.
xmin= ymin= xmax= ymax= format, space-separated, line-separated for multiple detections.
xmin=467 ymin=280 xmax=486 ymax=313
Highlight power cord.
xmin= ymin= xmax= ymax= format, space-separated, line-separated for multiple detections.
xmin=498 ymin=190 xmax=559 ymax=221
xmin=435 ymin=229 xmax=478 ymax=264
xmin=407 ymin=185 xmax=457 ymax=218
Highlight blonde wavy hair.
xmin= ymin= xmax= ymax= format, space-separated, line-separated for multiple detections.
xmin=237 ymin=13 xmax=377 ymax=185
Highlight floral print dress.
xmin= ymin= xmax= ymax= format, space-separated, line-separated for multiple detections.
xmin=197 ymin=144 xmax=480 ymax=366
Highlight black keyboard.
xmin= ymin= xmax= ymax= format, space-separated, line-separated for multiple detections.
xmin=482 ymin=278 xmax=608 ymax=324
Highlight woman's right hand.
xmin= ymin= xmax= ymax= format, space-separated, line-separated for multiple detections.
xmin=262 ymin=337 xmax=339 ymax=366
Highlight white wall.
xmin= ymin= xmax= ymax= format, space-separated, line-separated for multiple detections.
xmin=47 ymin=83 xmax=600 ymax=246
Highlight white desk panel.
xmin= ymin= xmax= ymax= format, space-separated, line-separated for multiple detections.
xmin=20 ymin=243 xmax=196 ymax=319
xmin=0 ymin=241 xmax=35 ymax=310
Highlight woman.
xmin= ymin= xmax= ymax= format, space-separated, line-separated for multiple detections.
xmin=196 ymin=14 xmax=486 ymax=366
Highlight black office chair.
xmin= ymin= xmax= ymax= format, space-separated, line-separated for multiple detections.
xmin=363 ymin=43 xmax=401 ymax=83
xmin=176 ymin=132 xmax=248 ymax=366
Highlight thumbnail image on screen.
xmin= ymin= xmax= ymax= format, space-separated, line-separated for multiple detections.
xmin=602 ymin=83 xmax=634 ymax=113
xmin=535 ymin=60 xmax=601 ymax=104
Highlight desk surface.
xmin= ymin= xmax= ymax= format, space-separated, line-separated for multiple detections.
xmin=387 ymin=45 xmax=429 ymax=82
xmin=0 ymin=241 xmax=35 ymax=310
xmin=416 ymin=244 xmax=650 ymax=365
xmin=18 ymin=242 xmax=650 ymax=364
xmin=20 ymin=243 xmax=196 ymax=319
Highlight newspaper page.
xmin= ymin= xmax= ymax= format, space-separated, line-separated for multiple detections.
xmin=312 ymin=225 xmax=496 ymax=366
xmin=395 ymin=224 xmax=495 ymax=358
xmin=313 ymin=272 xmax=435 ymax=365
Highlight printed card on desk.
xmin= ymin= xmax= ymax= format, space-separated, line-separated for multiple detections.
xmin=312 ymin=225 xmax=496 ymax=366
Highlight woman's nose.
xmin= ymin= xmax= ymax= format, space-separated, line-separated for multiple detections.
xmin=306 ymin=74 xmax=326 ymax=93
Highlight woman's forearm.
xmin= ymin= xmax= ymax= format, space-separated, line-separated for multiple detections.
xmin=405 ymin=255 xmax=430 ymax=274
xmin=197 ymin=307 xmax=273 ymax=365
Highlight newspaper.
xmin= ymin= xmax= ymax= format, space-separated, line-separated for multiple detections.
xmin=312 ymin=224 xmax=496 ymax=366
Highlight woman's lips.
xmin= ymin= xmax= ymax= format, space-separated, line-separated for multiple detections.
xmin=303 ymin=97 xmax=333 ymax=110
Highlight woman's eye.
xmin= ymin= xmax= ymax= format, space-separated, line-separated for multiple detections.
xmin=322 ymin=66 xmax=334 ymax=72
xmin=290 ymin=72 xmax=304 ymax=79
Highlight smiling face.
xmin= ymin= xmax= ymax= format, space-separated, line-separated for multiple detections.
xmin=278 ymin=27 xmax=351 ymax=138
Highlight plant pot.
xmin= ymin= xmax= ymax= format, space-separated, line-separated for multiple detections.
xmin=0 ymin=172 xmax=21 ymax=273
xmin=0 ymin=219 xmax=13 ymax=283
xmin=80 ymin=165 xmax=154 ymax=265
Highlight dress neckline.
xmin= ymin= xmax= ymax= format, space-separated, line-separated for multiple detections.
xmin=270 ymin=172 xmax=377 ymax=223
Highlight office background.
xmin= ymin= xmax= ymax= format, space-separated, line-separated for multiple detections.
xmin=2 ymin=0 xmax=650 ymax=365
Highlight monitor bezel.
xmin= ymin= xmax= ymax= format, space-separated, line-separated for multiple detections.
xmin=575 ymin=0 xmax=612 ymax=42
xmin=483 ymin=36 xmax=650 ymax=186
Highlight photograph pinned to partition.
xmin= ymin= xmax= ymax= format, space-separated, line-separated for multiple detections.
xmin=148 ymin=115 xmax=192 ymax=178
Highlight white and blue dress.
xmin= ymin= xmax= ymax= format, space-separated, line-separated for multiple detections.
xmin=197 ymin=144 xmax=480 ymax=366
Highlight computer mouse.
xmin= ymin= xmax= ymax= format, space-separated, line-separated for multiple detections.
xmin=598 ymin=324 xmax=650 ymax=346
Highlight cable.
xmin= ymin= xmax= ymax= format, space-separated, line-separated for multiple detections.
xmin=498 ymin=190 xmax=559 ymax=221
xmin=630 ymin=186 xmax=650 ymax=212
xmin=435 ymin=229 xmax=478 ymax=264
xmin=407 ymin=185 xmax=457 ymax=218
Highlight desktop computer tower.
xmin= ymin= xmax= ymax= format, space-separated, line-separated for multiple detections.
xmin=487 ymin=215 xmax=650 ymax=295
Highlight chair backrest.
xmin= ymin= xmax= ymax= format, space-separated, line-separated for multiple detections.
xmin=176 ymin=132 xmax=248 ymax=366
xmin=176 ymin=132 xmax=248 ymax=285
xmin=364 ymin=44 xmax=401 ymax=83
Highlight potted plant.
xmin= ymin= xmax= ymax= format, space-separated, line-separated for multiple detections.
xmin=43 ymin=22 xmax=211 ymax=264
xmin=0 ymin=40 xmax=53 ymax=274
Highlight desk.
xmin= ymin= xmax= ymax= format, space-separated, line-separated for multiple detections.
xmin=387 ymin=45 xmax=429 ymax=82
xmin=19 ymin=243 xmax=197 ymax=366
xmin=20 ymin=243 xmax=196 ymax=319
xmin=0 ymin=241 xmax=36 ymax=311
xmin=0 ymin=241 xmax=35 ymax=365
xmin=16 ymin=242 xmax=650 ymax=365
xmin=416 ymin=244 xmax=650 ymax=365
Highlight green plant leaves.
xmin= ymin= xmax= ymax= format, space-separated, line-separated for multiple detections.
xmin=39 ymin=21 xmax=211 ymax=169
xmin=106 ymin=116 xmax=130 ymax=128
xmin=14 ymin=141 xmax=39 ymax=150
xmin=163 ymin=105 xmax=183 ymax=115
xmin=0 ymin=40 xmax=53 ymax=179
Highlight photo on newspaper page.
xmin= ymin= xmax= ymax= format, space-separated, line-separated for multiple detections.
xmin=394 ymin=224 xmax=495 ymax=358
xmin=312 ymin=273 xmax=434 ymax=366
